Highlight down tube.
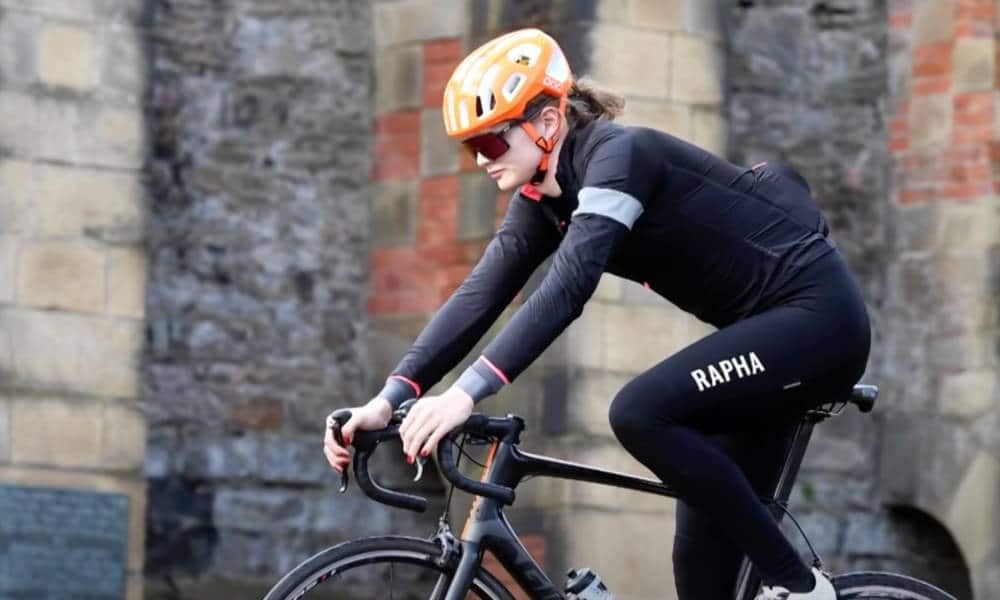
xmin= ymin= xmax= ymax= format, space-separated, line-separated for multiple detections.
xmin=450 ymin=495 xmax=562 ymax=600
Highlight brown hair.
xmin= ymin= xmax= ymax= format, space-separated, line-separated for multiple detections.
xmin=524 ymin=77 xmax=626 ymax=128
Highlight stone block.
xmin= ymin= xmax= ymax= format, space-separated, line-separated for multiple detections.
xmin=97 ymin=26 xmax=146 ymax=105
xmin=0 ymin=396 xmax=9 ymax=462
xmin=555 ymin=507 xmax=676 ymax=599
xmin=420 ymin=107 xmax=458 ymax=176
xmin=592 ymin=273 xmax=623 ymax=302
xmin=34 ymin=96 xmax=145 ymax=168
xmin=604 ymin=303 xmax=691 ymax=373
xmin=953 ymin=38 xmax=995 ymax=93
xmin=374 ymin=0 xmax=465 ymax=47
xmin=375 ymin=44 xmax=423 ymax=115
xmin=908 ymin=94 xmax=953 ymax=149
xmin=11 ymin=396 xmax=103 ymax=468
xmin=618 ymin=98 xmax=691 ymax=138
xmin=177 ymin=434 xmax=260 ymax=480
xmin=18 ymin=242 xmax=106 ymax=313
xmin=563 ymin=301 xmax=606 ymax=369
xmin=0 ymin=236 xmax=17 ymax=303
xmin=0 ymin=91 xmax=36 ymax=156
xmin=37 ymin=23 xmax=94 ymax=90
xmin=0 ymin=308 xmax=142 ymax=397
xmin=260 ymin=434 xmax=328 ymax=485
xmin=946 ymin=451 xmax=1000 ymax=566
xmin=0 ymin=9 xmax=39 ymax=86
xmin=212 ymin=487 xmax=311 ymax=532
xmin=0 ymin=159 xmax=34 ymax=234
xmin=458 ymin=171 xmax=497 ymax=240
xmin=107 ymin=247 xmax=147 ymax=318
xmin=0 ymin=465 xmax=147 ymax=572
xmin=671 ymin=34 xmax=724 ymax=105
xmin=939 ymin=371 xmax=997 ymax=418
xmin=628 ymin=0 xmax=682 ymax=31
xmin=940 ymin=196 xmax=999 ymax=250
xmin=693 ymin=107 xmax=727 ymax=155
xmin=913 ymin=0 xmax=955 ymax=44
xmin=586 ymin=24 xmax=671 ymax=99
xmin=34 ymin=163 xmax=145 ymax=240
xmin=373 ymin=179 xmax=418 ymax=247
xmin=682 ymin=0 xmax=723 ymax=38
xmin=101 ymin=401 xmax=146 ymax=471
xmin=0 ymin=0 xmax=150 ymax=25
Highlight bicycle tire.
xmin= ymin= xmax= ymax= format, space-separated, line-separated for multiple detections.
xmin=263 ymin=535 xmax=516 ymax=600
xmin=833 ymin=571 xmax=957 ymax=599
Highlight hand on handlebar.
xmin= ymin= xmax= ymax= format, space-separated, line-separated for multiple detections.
xmin=399 ymin=386 xmax=474 ymax=464
xmin=323 ymin=397 xmax=393 ymax=474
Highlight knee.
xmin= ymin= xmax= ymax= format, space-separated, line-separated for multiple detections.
xmin=608 ymin=380 xmax=679 ymax=442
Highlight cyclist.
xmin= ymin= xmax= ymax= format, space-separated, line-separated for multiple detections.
xmin=324 ymin=28 xmax=869 ymax=600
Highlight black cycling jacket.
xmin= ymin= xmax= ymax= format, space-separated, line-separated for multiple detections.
xmin=378 ymin=120 xmax=836 ymax=407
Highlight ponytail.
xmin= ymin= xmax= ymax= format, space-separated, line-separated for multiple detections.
xmin=523 ymin=77 xmax=626 ymax=128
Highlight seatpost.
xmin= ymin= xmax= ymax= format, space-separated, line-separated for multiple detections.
xmin=732 ymin=419 xmax=817 ymax=600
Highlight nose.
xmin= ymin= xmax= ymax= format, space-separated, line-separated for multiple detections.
xmin=476 ymin=152 xmax=491 ymax=167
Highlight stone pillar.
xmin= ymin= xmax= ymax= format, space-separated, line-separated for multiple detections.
xmin=141 ymin=1 xmax=388 ymax=596
xmin=882 ymin=1 xmax=1000 ymax=597
xmin=0 ymin=1 xmax=149 ymax=598
xmin=370 ymin=2 xmax=726 ymax=597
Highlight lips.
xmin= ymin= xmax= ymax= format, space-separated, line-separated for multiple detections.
xmin=488 ymin=169 xmax=504 ymax=179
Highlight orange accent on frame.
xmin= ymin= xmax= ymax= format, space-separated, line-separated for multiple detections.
xmin=461 ymin=441 xmax=500 ymax=540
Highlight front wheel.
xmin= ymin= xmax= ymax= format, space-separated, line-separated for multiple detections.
xmin=263 ymin=535 xmax=515 ymax=600
xmin=833 ymin=571 xmax=957 ymax=599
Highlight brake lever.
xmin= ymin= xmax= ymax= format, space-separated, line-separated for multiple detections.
xmin=414 ymin=455 xmax=427 ymax=482
xmin=326 ymin=409 xmax=353 ymax=493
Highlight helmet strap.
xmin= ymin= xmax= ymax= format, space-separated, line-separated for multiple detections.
xmin=520 ymin=96 xmax=566 ymax=186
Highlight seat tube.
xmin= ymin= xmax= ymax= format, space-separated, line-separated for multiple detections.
xmin=732 ymin=420 xmax=816 ymax=600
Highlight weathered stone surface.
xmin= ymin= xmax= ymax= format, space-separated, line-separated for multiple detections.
xmin=11 ymin=396 xmax=104 ymax=468
xmin=37 ymin=22 xmax=94 ymax=89
xmin=143 ymin=0 xmax=377 ymax=589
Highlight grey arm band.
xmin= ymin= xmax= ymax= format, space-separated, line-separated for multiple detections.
xmin=377 ymin=377 xmax=418 ymax=409
xmin=454 ymin=360 xmax=506 ymax=403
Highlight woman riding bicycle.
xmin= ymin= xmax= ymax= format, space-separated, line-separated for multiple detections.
xmin=324 ymin=28 xmax=870 ymax=600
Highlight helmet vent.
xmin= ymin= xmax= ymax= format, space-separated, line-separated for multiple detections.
xmin=502 ymin=73 xmax=526 ymax=102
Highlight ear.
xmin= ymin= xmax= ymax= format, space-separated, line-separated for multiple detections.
xmin=539 ymin=105 xmax=562 ymax=138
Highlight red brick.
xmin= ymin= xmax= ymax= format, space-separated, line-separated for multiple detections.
xmin=424 ymin=38 xmax=463 ymax=63
xmin=913 ymin=41 xmax=953 ymax=78
xmin=459 ymin=147 xmax=480 ymax=171
xmin=368 ymin=290 xmax=441 ymax=317
xmin=890 ymin=136 xmax=909 ymax=152
xmin=942 ymin=180 xmax=990 ymax=199
xmin=955 ymin=0 xmax=995 ymax=36
xmin=889 ymin=10 xmax=913 ymax=29
xmin=424 ymin=62 xmax=453 ymax=107
xmin=374 ymin=111 xmax=422 ymax=181
xmin=417 ymin=204 xmax=460 ymax=245
xmin=375 ymin=111 xmax=421 ymax=136
xmin=913 ymin=76 xmax=952 ymax=95
xmin=899 ymin=188 xmax=936 ymax=204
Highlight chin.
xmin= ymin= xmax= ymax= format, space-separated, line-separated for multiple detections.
xmin=496 ymin=173 xmax=524 ymax=192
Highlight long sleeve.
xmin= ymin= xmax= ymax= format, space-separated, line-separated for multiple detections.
xmin=376 ymin=190 xmax=561 ymax=408
xmin=452 ymin=129 xmax=662 ymax=403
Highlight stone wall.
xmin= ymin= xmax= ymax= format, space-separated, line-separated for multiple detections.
xmin=140 ymin=1 xmax=412 ymax=596
xmin=729 ymin=1 xmax=998 ymax=598
xmin=0 ymin=1 xmax=150 ymax=598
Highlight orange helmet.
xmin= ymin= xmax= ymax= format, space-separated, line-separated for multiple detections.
xmin=442 ymin=28 xmax=573 ymax=139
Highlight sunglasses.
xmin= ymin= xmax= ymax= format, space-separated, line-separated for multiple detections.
xmin=461 ymin=121 xmax=520 ymax=160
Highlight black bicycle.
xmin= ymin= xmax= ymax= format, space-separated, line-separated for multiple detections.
xmin=263 ymin=384 xmax=956 ymax=600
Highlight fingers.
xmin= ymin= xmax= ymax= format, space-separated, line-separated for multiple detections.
xmin=400 ymin=406 xmax=436 ymax=462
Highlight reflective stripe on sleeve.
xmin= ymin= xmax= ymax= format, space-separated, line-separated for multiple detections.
xmin=572 ymin=187 xmax=644 ymax=230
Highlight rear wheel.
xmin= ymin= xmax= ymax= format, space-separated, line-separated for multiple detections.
xmin=833 ymin=571 xmax=957 ymax=599
xmin=263 ymin=535 xmax=515 ymax=600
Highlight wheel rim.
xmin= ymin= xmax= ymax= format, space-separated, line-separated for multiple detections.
xmin=281 ymin=549 xmax=504 ymax=600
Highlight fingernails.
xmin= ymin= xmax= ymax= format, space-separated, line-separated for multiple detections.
xmin=421 ymin=449 xmax=430 ymax=457
xmin=407 ymin=455 xmax=414 ymax=464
